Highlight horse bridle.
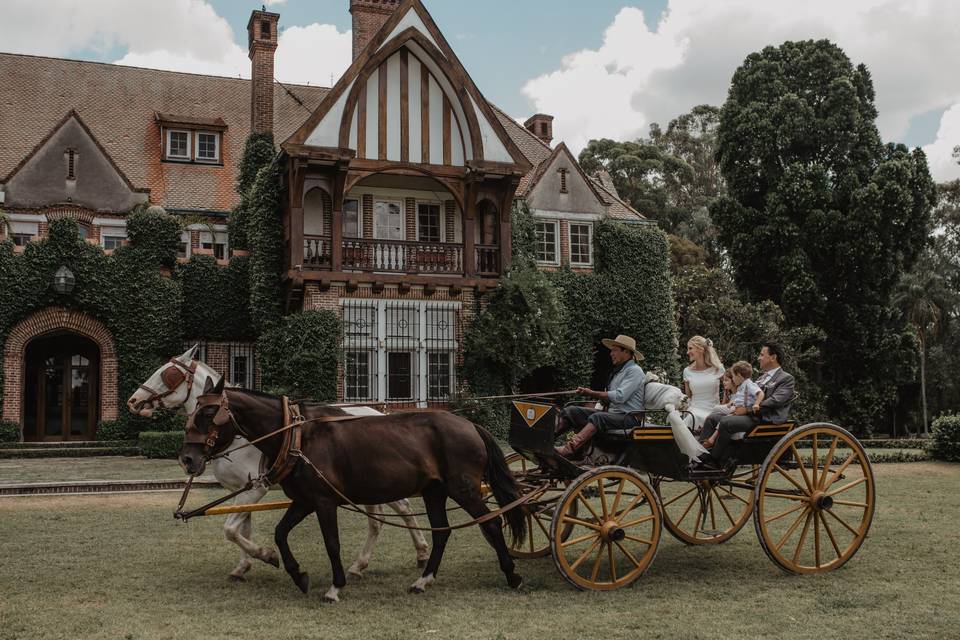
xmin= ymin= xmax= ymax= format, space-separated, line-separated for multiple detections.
xmin=184 ymin=392 xmax=232 ymax=458
xmin=137 ymin=358 xmax=200 ymax=409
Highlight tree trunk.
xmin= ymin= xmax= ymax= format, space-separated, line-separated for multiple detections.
xmin=920 ymin=332 xmax=929 ymax=437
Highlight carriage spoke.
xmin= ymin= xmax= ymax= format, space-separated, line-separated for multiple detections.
xmin=607 ymin=541 xmax=617 ymax=582
xmin=620 ymin=514 xmax=656 ymax=529
xmin=708 ymin=490 xmax=717 ymax=531
xmin=614 ymin=540 xmax=642 ymax=569
xmin=569 ymin=537 xmax=602 ymax=571
xmin=814 ymin=512 xmax=822 ymax=568
xmin=534 ymin=513 xmax=552 ymax=539
xmin=831 ymin=499 xmax=869 ymax=508
xmin=577 ymin=494 xmax=603 ymax=523
xmin=764 ymin=502 xmax=805 ymax=525
xmin=527 ymin=513 xmax=535 ymax=553
xmin=811 ymin=434 xmax=818 ymax=489
xmin=775 ymin=507 xmax=810 ymax=551
xmin=774 ymin=464 xmax=809 ymax=495
xmin=590 ymin=542 xmax=606 ymax=582
xmin=791 ymin=445 xmax=814 ymax=493
xmin=819 ymin=509 xmax=844 ymax=559
xmin=827 ymin=477 xmax=867 ymax=497
xmin=624 ymin=534 xmax=654 ymax=546
xmin=614 ymin=492 xmax=645 ymax=522
xmin=817 ymin=437 xmax=839 ymax=491
xmin=675 ymin=492 xmax=700 ymax=526
xmin=793 ymin=510 xmax=813 ymax=563
xmin=713 ymin=487 xmax=736 ymax=526
xmin=762 ymin=491 xmax=808 ymax=501
xmin=561 ymin=531 xmax=601 ymax=549
xmin=822 ymin=452 xmax=857 ymax=492
xmin=598 ymin=479 xmax=610 ymax=518
xmin=823 ymin=506 xmax=861 ymax=537
xmin=563 ymin=516 xmax=601 ymax=531
xmin=716 ymin=483 xmax=750 ymax=505
xmin=661 ymin=484 xmax=697 ymax=507
xmin=611 ymin=479 xmax=626 ymax=517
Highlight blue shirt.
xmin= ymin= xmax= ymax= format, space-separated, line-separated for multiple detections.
xmin=731 ymin=378 xmax=761 ymax=408
xmin=606 ymin=360 xmax=646 ymax=413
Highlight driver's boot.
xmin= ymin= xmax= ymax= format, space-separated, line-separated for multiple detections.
xmin=555 ymin=423 xmax=598 ymax=458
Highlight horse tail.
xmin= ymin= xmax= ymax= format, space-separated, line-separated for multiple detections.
xmin=474 ymin=424 xmax=526 ymax=547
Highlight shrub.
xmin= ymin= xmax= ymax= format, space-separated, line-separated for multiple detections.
xmin=0 ymin=420 xmax=20 ymax=443
xmin=139 ymin=431 xmax=185 ymax=459
xmin=929 ymin=414 xmax=960 ymax=462
xmin=95 ymin=420 xmax=136 ymax=442
xmin=257 ymin=310 xmax=339 ymax=400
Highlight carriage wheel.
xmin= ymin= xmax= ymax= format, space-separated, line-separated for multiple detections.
xmin=501 ymin=453 xmax=575 ymax=559
xmin=654 ymin=466 xmax=757 ymax=545
xmin=754 ymin=423 xmax=875 ymax=574
xmin=550 ymin=466 xmax=661 ymax=591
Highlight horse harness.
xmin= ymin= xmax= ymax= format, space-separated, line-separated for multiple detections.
xmin=137 ymin=357 xmax=199 ymax=407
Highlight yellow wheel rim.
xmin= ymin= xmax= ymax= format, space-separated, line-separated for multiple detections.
xmin=550 ymin=466 xmax=661 ymax=590
xmin=501 ymin=453 xmax=574 ymax=559
xmin=755 ymin=423 xmax=875 ymax=574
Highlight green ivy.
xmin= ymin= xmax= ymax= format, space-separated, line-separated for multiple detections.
xmin=257 ymin=310 xmax=339 ymax=401
xmin=229 ymin=132 xmax=275 ymax=252
xmin=0 ymin=420 xmax=19 ymax=443
xmin=177 ymin=255 xmax=252 ymax=341
xmin=247 ymin=161 xmax=284 ymax=335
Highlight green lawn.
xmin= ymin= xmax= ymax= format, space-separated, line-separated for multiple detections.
xmin=1 ymin=462 xmax=957 ymax=640
xmin=0 ymin=457 xmax=209 ymax=485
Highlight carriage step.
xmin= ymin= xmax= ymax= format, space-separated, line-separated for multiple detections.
xmin=0 ymin=446 xmax=141 ymax=459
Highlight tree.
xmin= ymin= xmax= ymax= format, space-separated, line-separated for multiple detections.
xmin=710 ymin=40 xmax=937 ymax=430
xmin=894 ymin=254 xmax=955 ymax=434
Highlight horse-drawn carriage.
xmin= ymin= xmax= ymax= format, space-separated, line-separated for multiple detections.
xmin=500 ymin=400 xmax=876 ymax=591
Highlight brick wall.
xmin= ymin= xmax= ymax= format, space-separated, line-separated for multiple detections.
xmin=351 ymin=0 xmax=401 ymax=60
xmin=362 ymin=194 xmax=374 ymax=238
xmin=248 ymin=11 xmax=279 ymax=135
xmin=2 ymin=307 xmax=119 ymax=429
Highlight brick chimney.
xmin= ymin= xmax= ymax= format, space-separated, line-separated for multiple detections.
xmin=247 ymin=10 xmax=280 ymax=136
xmin=351 ymin=0 xmax=401 ymax=60
xmin=524 ymin=114 xmax=554 ymax=147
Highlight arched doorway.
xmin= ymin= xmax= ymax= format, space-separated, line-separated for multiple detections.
xmin=23 ymin=333 xmax=100 ymax=441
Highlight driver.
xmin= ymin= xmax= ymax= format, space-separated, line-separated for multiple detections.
xmin=555 ymin=335 xmax=646 ymax=458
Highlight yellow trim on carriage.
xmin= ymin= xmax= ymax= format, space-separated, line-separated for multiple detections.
xmin=746 ymin=422 xmax=796 ymax=438
xmin=633 ymin=428 xmax=674 ymax=441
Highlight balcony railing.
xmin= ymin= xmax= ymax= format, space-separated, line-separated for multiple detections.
xmin=305 ymin=236 xmax=486 ymax=275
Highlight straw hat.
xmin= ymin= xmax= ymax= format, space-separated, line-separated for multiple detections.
xmin=601 ymin=335 xmax=644 ymax=362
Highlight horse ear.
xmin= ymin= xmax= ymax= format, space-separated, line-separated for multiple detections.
xmin=212 ymin=377 xmax=225 ymax=394
xmin=187 ymin=343 xmax=200 ymax=361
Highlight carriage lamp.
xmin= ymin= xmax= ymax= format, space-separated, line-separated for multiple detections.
xmin=53 ymin=265 xmax=76 ymax=295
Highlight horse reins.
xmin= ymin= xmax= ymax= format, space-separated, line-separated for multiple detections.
xmin=176 ymin=391 xmax=549 ymax=531
xmin=137 ymin=358 xmax=199 ymax=409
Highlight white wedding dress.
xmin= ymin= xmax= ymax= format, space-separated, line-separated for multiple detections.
xmin=644 ymin=381 xmax=708 ymax=462
xmin=683 ymin=366 xmax=723 ymax=430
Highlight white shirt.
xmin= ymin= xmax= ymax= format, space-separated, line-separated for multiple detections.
xmin=756 ymin=367 xmax=781 ymax=388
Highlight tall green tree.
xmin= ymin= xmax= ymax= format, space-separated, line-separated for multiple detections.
xmin=710 ymin=40 xmax=937 ymax=429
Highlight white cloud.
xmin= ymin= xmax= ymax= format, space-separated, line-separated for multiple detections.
xmin=923 ymin=104 xmax=960 ymax=182
xmin=1 ymin=0 xmax=351 ymax=85
xmin=523 ymin=0 xmax=960 ymax=158
xmin=265 ymin=0 xmax=287 ymax=5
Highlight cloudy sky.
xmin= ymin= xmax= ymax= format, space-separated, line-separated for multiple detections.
xmin=3 ymin=0 xmax=958 ymax=181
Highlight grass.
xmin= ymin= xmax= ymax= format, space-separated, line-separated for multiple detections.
xmin=1 ymin=463 xmax=958 ymax=639
xmin=0 ymin=457 xmax=210 ymax=485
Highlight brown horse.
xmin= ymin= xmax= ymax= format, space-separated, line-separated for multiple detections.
xmin=180 ymin=381 xmax=526 ymax=602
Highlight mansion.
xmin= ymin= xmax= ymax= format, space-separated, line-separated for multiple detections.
xmin=0 ymin=0 xmax=643 ymax=441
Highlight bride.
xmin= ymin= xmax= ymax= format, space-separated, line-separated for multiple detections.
xmin=682 ymin=335 xmax=725 ymax=432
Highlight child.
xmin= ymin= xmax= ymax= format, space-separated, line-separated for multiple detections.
xmin=711 ymin=369 xmax=738 ymax=416
xmin=703 ymin=361 xmax=764 ymax=448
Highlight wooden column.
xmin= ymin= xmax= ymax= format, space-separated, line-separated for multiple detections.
xmin=331 ymin=165 xmax=348 ymax=272
xmin=463 ymin=183 xmax=476 ymax=277
xmin=289 ymin=160 xmax=307 ymax=270
xmin=499 ymin=178 xmax=520 ymax=274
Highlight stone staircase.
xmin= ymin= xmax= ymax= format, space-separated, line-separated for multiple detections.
xmin=0 ymin=440 xmax=140 ymax=459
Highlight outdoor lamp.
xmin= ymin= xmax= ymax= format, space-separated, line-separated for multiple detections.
xmin=53 ymin=265 xmax=75 ymax=295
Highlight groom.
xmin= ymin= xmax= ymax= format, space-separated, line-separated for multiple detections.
xmin=698 ymin=341 xmax=796 ymax=467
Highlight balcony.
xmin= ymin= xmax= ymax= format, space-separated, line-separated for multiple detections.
xmin=304 ymin=236 xmax=497 ymax=277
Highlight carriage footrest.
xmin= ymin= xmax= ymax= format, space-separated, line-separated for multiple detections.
xmin=687 ymin=465 xmax=732 ymax=481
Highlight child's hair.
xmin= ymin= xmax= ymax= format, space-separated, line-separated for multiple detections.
xmin=731 ymin=361 xmax=754 ymax=379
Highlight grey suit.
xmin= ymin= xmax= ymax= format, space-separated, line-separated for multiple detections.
xmin=701 ymin=368 xmax=796 ymax=463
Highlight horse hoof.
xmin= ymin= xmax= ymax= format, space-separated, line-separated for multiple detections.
xmin=228 ymin=574 xmax=246 ymax=583
xmin=322 ymin=587 xmax=341 ymax=603
xmin=408 ymin=585 xmax=425 ymax=595
xmin=295 ymin=572 xmax=310 ymax=594
xmin=508 ymin=574 xmax=523 ymax=590
xmin=262 ymin=550 xmax=280 ymax=568
xmin=347 ymin=569 xmax=364 ymax=581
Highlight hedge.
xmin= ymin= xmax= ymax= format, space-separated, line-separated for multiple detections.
xmin=138 ymin=431 xmax=186 ymax=459
xmin=257 ymin=310 xmax=340 ymax=400
xmin=929 ymin=414 xmax=960 ymax=462
xmin=0 ymin=420 xmax=20 ymax=443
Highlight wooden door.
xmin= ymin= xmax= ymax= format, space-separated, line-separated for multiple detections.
xmin=31 ymin=337 xmax=99 ymax=441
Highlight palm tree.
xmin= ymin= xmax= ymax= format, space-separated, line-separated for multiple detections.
xmin=894 ymin=260 xmax=956 ymax=435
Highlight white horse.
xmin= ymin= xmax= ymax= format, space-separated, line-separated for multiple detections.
xmin=127 ymin=345 xmax=429 ymax=582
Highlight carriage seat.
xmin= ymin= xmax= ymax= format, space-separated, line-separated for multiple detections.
xmin=730 ymin=420 xmax=798 ymax=441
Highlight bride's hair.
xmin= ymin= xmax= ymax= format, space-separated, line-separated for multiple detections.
xmin=688 ymin=335 xmax=724 ymax=373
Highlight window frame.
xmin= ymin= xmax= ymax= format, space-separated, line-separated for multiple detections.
xmin=535 ymin=219 xmax=560 ymax=266
xmin=373 ymin=199 xmax=404 ymax=241
xmin=101 ymin=227 xmax=126 ymax=251
xmin=194 ymin=131 xmax=221 ymax=163
xmin=199 ymin=230 xmax=229 ymax=260
xmin=568 ymin=222 xmax=593 ymax=267
xmin=416 ymin=201 xmax=443 ymax=243
xmin=227 ymin=346 xmax=255 ymax=389
xmin=165 ymin=129 xmax=192 ymax=161
xmin=343 ymin=197 xmax=361 ymax=239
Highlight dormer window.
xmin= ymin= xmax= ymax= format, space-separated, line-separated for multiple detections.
xmin=157 ymin=113 xmax=227 ymax=165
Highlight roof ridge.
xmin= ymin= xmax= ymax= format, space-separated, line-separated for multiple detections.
xmin=488 ymin=103 xmax=553 ymax=153
xmin=0 ymin=51 xmax=331 ymax=91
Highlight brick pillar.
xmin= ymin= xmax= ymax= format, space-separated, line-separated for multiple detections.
xmin=247 ymin=10 xmax=279 ymax=135
xmin=351 ymin=0 xmax=401 ymax=60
